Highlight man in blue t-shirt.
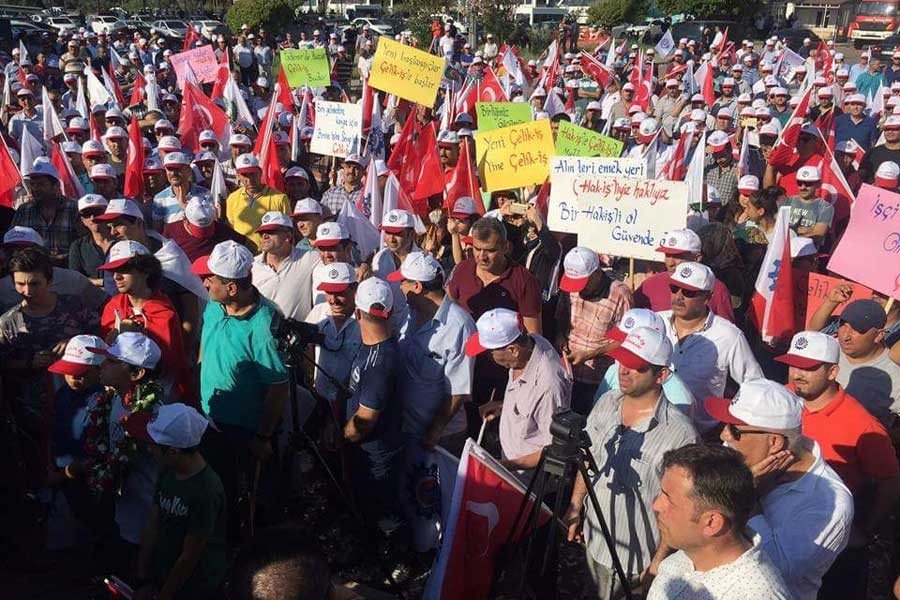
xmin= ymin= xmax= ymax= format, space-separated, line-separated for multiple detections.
xmin=343 ymin=277 xmax=403 ymax=526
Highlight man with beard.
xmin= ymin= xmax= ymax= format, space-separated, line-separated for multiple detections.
xmin=13 ymin=160 xmax=80 ymax=266
xmin=320 ymin=154 xmax=365 ymax=217
xmin=290 ymin=198 xmax=323 ymax=254
xmin=153 ymin=152 xmax=210 ymax=231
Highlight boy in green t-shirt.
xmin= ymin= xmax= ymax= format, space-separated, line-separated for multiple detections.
xmin=127 ymin=403 xmax=227 ymax=600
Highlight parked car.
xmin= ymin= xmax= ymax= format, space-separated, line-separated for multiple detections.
xmin=193 ymin=19 xmax=230 ymax=41
xmin=350 ymin=17 xmax=394 ymax=36
xmin=668 ymin=20 xmax=750 ymax=49
xmin=769 ymin=28 xmax=822 ymax=49
xmin=151 ymin=19 xmax=189 ymax=40
xmin=90 ymin=15 xmax=127 ymax=35
xmin=44 ymin=16 xmax=78 ymax=35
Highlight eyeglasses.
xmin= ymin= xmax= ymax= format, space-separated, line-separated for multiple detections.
xmin=796 ymin=181 xmax=818 ymax=188
xmin=725 ymin=423 xmax=776 ymax=441
xmin=669 ymin=284 xmax=702 ymax=298
xmin=79 ymin=209 xmax=104 ymax=219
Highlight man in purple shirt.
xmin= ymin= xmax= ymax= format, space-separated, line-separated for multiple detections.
xmin=634 ymin=229 xmax=736 ymax=322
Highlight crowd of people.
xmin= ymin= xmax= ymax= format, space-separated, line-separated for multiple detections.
xmin=0 ymin=13 xmax=899 ymax=600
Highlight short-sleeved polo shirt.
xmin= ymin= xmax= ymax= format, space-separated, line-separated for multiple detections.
xmin=446 ymin=258 xmax=542 ymax=320
xmin=251 ymin=248 xmax=318 ymax=321
xmin=225 ymin=186 xmax=292 ymax=247
xmin=200 ymin=295 xmax=288 ymax=430
xmin=152 ymin=184 xmax=210 ymax=228
xmin=398 ymin=296 xmax=476 ymax=438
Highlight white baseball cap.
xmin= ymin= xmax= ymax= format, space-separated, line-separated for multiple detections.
xmin=845 ymin=93 xmax=866 ymax=105
xmin=606 ymin=308 xmax=666 ymax=342
xmin=875 ymin=161 xmax=900 ymax=187
xmin=90 ymin=163 xmax=117 ymax=180
xmin=28 ymin=158 xmax=61 ymax=182
xmin=198 ymin=129 xmax=218 ymax=144
xmin=312 ymin=222 xmax=349 ymax=248
xmin=316 ymin=262 xmax=355 ymax=293
xmin=465 ymin=308 xmax=523 ymax=357
xmin=690 ymin=108 xmax=707 ymax=121
xmin=380 ymin=209 xmax=416 ymax=233
xmin=257 ymin=211 xmax=294 ymax=233
xmin=292 ymin=198 xmax=322 ymax=217
xmin=670 ymin=261 xmax=714 ymax=292
xmin=387 ymin=251 xmax=443 ymax=283
xmin=450 ymin=196 xmax=480 ymax=218
xmin=817 ymin=87 xmax=833 ymax=99
xmin=608 ymin=326 xmax=673 ymax=369
xmin=355 ymin=277 xmax=393 ymax=318
xmin=559 ymin=246 xmax=600 ymax=293
xmin=78 ymin=193 xmax=108 ymax=213
xmin=738 ymin=175 xmax=759 ymax=194
xmin=103 ymin=126 xmax=127 ymax=139
xmin=235 ymin=153 xmax=261 ymax=173
xmin=88 ymin=331 xmax=161 ymax=369
xmin=191 ymin=240 xmax=254 ymax=279
xmin=99 ymin=240 xmax=151 ymax=270
xmin=884 ymin=115 xmax=900 ymax=129
xmin=775 ymin=331 xmax=841 ymax=369
xmin=285 ymin=167 xmax=310 ymax=181
xmin=705 ymin=379 xmax=802 ymax=430
xmin=184 ymin=196 xmax=217 ymax=238
xmin=144 ymin=157 xmax=164 ymax=173
xmin=796 ymin=165 xmax=822 ymax=182
xmin=96 ymin=198 xmax=145 ymax=222
xmin=707 ymin=130 xmax=731 ymax=152
xmin=154 ymin=119 xmax=175 ymax=132
xmin=163 ymin=152 xmax=190 ymax=169
xmin=157 ymin=135 xmax=182 ymax=151
xmin=48 ymin=334 xmax=107 ymax=376
xmin=230 ymin=134 xmax=252 ymax=147
xmin=125 ymin=402 xmax=209 ymax=449
xmin=61 ymin=140 xmax=83 ymax=154
xmin=3 ymin=226 xmax=44 ymax=247
xmin=656 ymin=228 xmax=701 ymax=255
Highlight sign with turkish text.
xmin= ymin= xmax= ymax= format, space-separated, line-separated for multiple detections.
xmin=476 ymin=102 xmax=532 ymax=132
xmin=547 ymin=157 xmax=689 ymax=260
xmin=310 ymin=100 xmax=362 ymax=158
xmin=169 ymin=46 xmax=219 ymax=87
xmin=368 ymin=37 xmax=446 ymax=107
xmin=793 ymin=270 xmax=874 ymax=328
xmin=827 ymin=184 xmax=900 ymax=300
xmin=554 ymin=120 xmax=624 ymax=158
xmin=475 ymin=120 xmax=555 ymax=192
xmin=280 ymin=48 xmax=331 ymax=87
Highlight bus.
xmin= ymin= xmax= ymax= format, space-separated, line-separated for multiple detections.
xmin=848 ymin=0 xmax=900 ymax=45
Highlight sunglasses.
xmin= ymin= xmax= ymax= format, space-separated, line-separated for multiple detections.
xmin=669 ymin=284 xmax=702 ymax=298
xmin=796 ymin=181 xmax=818 ymax=188
xmin=79 ymin=209 xmax=105 ymax=219
xmin=201 ymin=143 xmax=218 ymax=149
xmin=725 ymin=423 xmax=779 ymax=441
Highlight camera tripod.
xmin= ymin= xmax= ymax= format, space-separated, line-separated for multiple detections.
xmin=494 ymin=410 xmax=633 ymax=600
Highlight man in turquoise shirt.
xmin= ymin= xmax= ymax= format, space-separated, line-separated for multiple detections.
xmin=855 ymin=57 xmax=885 ymax=100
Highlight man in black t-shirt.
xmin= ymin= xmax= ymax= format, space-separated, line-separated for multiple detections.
xmin=860 ymin=115 xmax=900 ymax=182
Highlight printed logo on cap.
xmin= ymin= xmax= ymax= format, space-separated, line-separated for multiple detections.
xmin=794 ymin=337 xmax=809 ymax=350
xmin=679 ymin=265 xmax=692 ymax=278
xmin=329 ymin=268 xmax=339 ymax=278
xmin=623 ymin=316 xmax=635 ymax=329
xmin=388 ymin=213 xmax=399 ymax=223
xmin=667 ymin=236 xmax=677 ymax=246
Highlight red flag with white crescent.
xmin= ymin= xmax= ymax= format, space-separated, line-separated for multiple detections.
xmin=479 ymin=67 xmax=508 ymax=103
xmin=123 ymin=116 xmax=145 ymax=200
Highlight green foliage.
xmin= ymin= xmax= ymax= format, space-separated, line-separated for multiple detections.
xmin=226 ymin=0 xmax=297 ymax=35
xmin=467 ymin=0 xmax=519 ymax=42
xmin=394 ymin=0 xmax=453 ymax=47
xmin=587 ymin=0 xmax=648 ymax=28
xmin=655 ymin=0 xmax=761 ymax=20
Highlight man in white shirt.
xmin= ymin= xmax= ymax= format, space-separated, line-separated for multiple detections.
xmin=705 ymin=379 xmax=854 ymax=600
xmin=372 ymin=209 xmax=420 ymax=329
xmin=482 ymin=33 xmax=498 ymax=61
xmin=648 ymin=444 xmax=791 ymax=600
xmin=658 ymin=262 xmax=763 ymax=434
xmin=250 ymin=211 xmax=317 ymax=321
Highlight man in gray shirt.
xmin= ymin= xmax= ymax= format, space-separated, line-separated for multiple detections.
xmin=566 ymin=326 xmax=698 ymax=599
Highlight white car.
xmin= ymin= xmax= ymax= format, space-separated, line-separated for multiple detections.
xmin=194 ymin=19 xmax=230 ymax=41
xmin=90 ymin=15 xmax=127 ymax=35
xmin=45 ymin=16 xmax=78 ymax=34
xmin=151 ymin=20 xmax=190 ymax=39
xmin=351 ymin=17 xmax=394 ymax=36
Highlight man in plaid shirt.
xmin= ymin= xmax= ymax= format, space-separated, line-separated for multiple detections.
xmin=11 ymin=160 xmax=80 ymax=266
xmin=555 ymin=247 xmax=633 ymax=414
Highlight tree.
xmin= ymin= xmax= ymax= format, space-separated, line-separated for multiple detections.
xmin=587 ymin=0 xmax=647 ymax=29
xmin=226 ymin=0 xmax=297 ymax=35
xmin=655 ymin=0 xmax=762 ymax=20
xmin=465 ymin=0 xmax=519 ymax=43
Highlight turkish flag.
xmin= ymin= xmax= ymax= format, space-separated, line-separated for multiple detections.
xmin=0 ymin=138 xmax=21 ymax=207
xmin=123 ymin=117 xmax=145 ymax=200
xmin=749 ymin=207 xmax=796 ymax=344
xmin=253 ymin=92 xmax=284 ymax=192
xmin=210 ymin=47 xmax=230 ymax=101
xmin=275 ymin=67 xmax=295 ymax=113
xmin=815 ymin=42 xmax=833 ymax=82
xmin=444 ymin=141 xmax=482 ymax=212
xmin=105 ymin=64 xmax=126 ymax=109
xmin=768 ymin=83 xmax=814 ymax=168
xmin=88 ymin=110 xmax=102 ymax=142
xmin=183 ymin=24 xmax=201 ymax=53
xmin=50 ymin=141 xmax=84 ymax=200
xmin=579 ymin=51 xmax=611 ymax=88
xmin=388 ymin=118 xmax=443 ymax=215
xmin=818 ymin=148 xmax=855 ymax=230
xmin=129 ymin=71 xmax=146 ymax=107
xmin=423 ymin=440 xmax=551 ymax=600
xmin=179 ymin=80 xmax=230 ymax=154
xmin=479 ymin=67 xmax=508 ymax=103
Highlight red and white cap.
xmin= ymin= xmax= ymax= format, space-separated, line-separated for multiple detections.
xmin=191 ymin=240 xmax=254 ymax=279
xmin=450 ymin=196 xmax=480 ymax=218
xmin=292 ymin=198 xmax=322 ymax=217
xmin=90 ymin=163 xmax=117 ymax=180
xmin=273 ymin=130 xmax=289 ymax=146
xmin=316 ymin=262 xmax=355 ymax=293
xmin=154 ymin=119 xmax=175 ymax=132
xmin=184 ymin=196 xmax=217 ymax=238
xmin=257 ymin=211 xmax=294 ymax=233
xmin=98 ymin=240 xmax=150 ymax=270
xmin=656 ymin=228 xmax=701 ymax=255
xmin=465 ymin=308 xmax=523 ymax=357
xmin=705 ymin=379 xmax=802 ymax=430
xmin=198 ymin=129 xmax=218 ymax=144
xmin=875 ymin=161 xmax=900 ymax=188
xmin=48 ymin=334 xmax=108 ymax=376
xmin=230 ymin=134 xmax=252 ymax=147
xmin=816 ymin=87 xmax=833 ymax=98
xmin=380 ymin=209 xmax=416 ymax=233
xmin=144 ymin=157 xmax=164 ymax=173
xmin=387 ymin=251 xmax=443 ymax=283
xmin=285 ymin=167 xmax=310 ymax=181
xmin=738 ymin=175 xmax=759 ymax=194
xmin=3 ymin=226 xmax=44 ymax=247
xmin=670 ymin=261 xmax=714 ymax=292
xmin=95 ymin=198 xmax=145 ymax=222
xmin=689 ymin=108 xmax=707 ymax=122
xmin=845 ymin=93 xmax=865 ymax=105
xmin=559 ymin=246 xmax=600 ymax=293
xmin=884 ymin=115 xmax=900 ymax=130
xmin=235 ymin=153 xmax=261 ymax=173
xmin=163 ymin=152 xmax=190 ymax=169
xmin=605 ymin=308 xmax=666 ymax=342
xmin=796 ymin=165 xmax=822 ymax=182
xmin=88 ymin=331 xmax=161 ymax=369
xmin=622 ymin=82 xmax=635 ymax=91
xmin=637 ymin=118 xmax=659 ymax=143
xmin=607 ymin=326 xmax=673 ymax=370
xmin=775 ymin=331 xmax=840 ymax=369
xmin=758 ymin=123 xmax=779 ymax=137
xmin=157 ymin=135 xmax=182 ymax=151
xmin=124 ymin=402 xmax=208 ymax=448
xmin=355 ymin=277 xmax=393 ymax=318
xmin=78 ymin=193 xmax=108 ymax=212
xmin=312 ymin=222 xmax=348 ymax=247
xmin=707 ymin=130 xmax=731 ymax=152
xmin=103 ymin=126 xmax=127 ymax=140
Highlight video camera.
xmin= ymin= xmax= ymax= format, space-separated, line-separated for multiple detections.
xmin=549 ymin=410 xmax=592 ymax=450
xmin=270 ymin=313 xmax=326 ymax=356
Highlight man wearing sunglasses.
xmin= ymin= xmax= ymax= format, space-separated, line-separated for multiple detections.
xmin=659 ymin=262 xmax=762 ymax=436
xmin=776 ymin=331 xmax=900 ymax=600
xmin=68 ymin=193 xmax=113 ymax=286
xmin=783 ymin=165 xmax=833 ymax=247
xmin=705 ymin=379 xmax=853 ymax=600
xmin=763 ymin=122 xmax=824 ymax=196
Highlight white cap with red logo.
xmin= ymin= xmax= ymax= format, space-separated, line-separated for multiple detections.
xmin=88 ymin=331 xmax=161 ymax=369
xmin=256 ymin=211 xmax=294 ymax=233
xmin=380 ymin=209 xmax=416 ymax=233
xmin=3 ymin=226 xmax=44 ymax=247
xmin=775 ymin=331 xmax=840 ymax=369
xmin=875 ymin=161 xmax=900 ymax=188
xmin=450 ymin=197 xmax=480 ymax=218
xmin=608 ymin=326 xmax=673 ymax=370
xmin=465 ymin=308 xmax=523 ymax=356
xmin=387 ymin=251 xmax=443 ymax=283
xmin=191 ymin=240 xmax=254 ymax=279
xmin=738 ymin=175 xmax=759 ymax=194
xmin=355 ymin=277 xmax=393 ymax=318
xmin=670 ymin=261 xmax=715 ymax=292
xmin=606 ymin=308 xmax=666 ymax=342
xmin=316 ymin=262 xmax=355 ymax=293
xmin=559 ymin=247 xmax=600 ymax=293
xmin=99 ymin=240 xmax=150 ymax=270
xmin=78 ymin=193 xmax=108 ymax=212
xmin=796 ymin=165 xmax=822 ymax=182
xmin=96 ymin=198 xmax=145 ymax=222
xmin=48 ymin=334 xmax=107 ymax=376
xmin=656 ymin=229 xmax=701 ymax=255
xmin=90 ymin=163 xmax=117 ymax=180
xmin=312 ymin=222 xmax=349 ymax=247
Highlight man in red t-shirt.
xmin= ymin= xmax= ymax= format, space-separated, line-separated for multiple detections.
xmin=777 ymin=331 xmax=900 ymax=600
xmin=163 ymin=196 xmax=255 ymax=262
xmin=763 ymin=122 xmax=825 ymax=196
xmin=633 ymin=228 xmax=735 ymax=321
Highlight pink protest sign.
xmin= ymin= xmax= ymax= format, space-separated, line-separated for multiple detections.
xmin=827 ymin=183 xmax=900 ymax=300
xmin=169 ymin=46 xmax=219 ymax=86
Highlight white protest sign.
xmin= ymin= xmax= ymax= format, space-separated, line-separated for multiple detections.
xmin=310 ymin=100 xmax=362 ymax=158
xmin=547 ymin=157 xmax=689 ymax=261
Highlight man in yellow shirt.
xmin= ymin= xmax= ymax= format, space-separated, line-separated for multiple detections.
xmin=225 ymin=153 xmax=292 ymax=247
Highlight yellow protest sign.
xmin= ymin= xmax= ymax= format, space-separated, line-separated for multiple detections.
xmin=475 ymin=120 xmax=554 ymax=192
xmin=368 ymin=38 xmax=446 ymax=107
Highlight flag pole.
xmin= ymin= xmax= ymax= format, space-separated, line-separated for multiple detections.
xmin=629 ymin=257 xmax=635 ymax=290
xmin=886 ymin=298 xmax=895 ymax=313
